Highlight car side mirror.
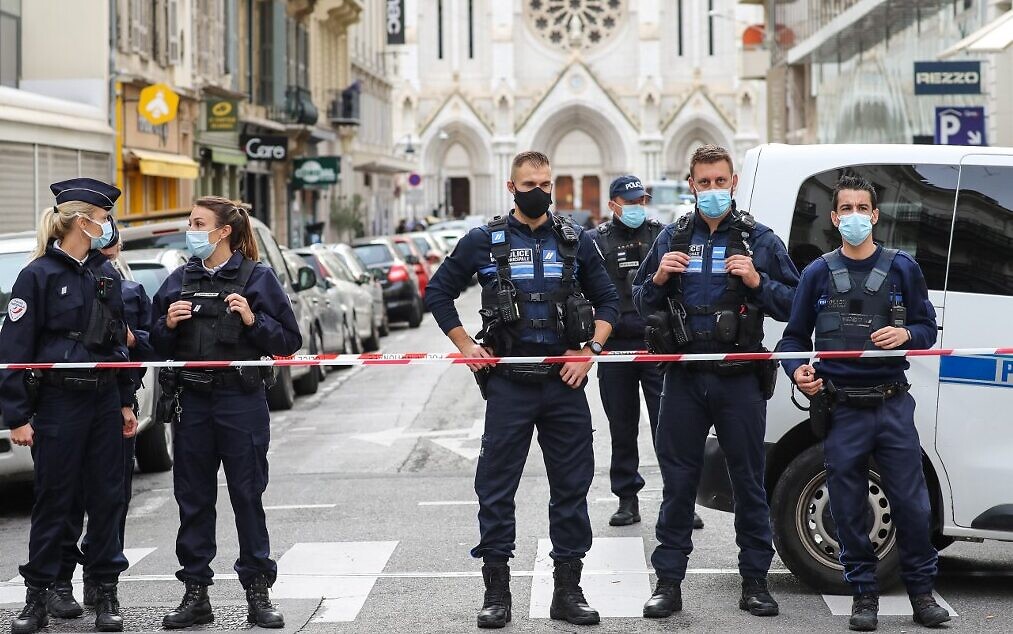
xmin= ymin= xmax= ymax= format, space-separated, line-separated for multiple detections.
xmin=296 ymin=265 xmax=317 ymax=292
xmin=404 ymin=254 xmax=420 ymax=265
xmin=426 ymin=251 xmax=440 ymax=264
xmin=357 ymin=273 xmax=372 ymax=285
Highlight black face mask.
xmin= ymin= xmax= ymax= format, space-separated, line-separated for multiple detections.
xmin=513 ymin=186 xmax=552 ymax=219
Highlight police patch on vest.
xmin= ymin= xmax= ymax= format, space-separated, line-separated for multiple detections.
xmin=508 ymin=248 xmax=533 ymax=264
xmin=688 ymin=244 xmax=704 ymax=257
xmin=7 ymin=298 xmax=26 ymax=322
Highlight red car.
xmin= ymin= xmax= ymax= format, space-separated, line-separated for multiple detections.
xmin=390 ymin=235 xmax=431 ymax=299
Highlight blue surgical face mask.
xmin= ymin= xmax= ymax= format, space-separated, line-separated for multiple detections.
xmin=79 ymin=215 xmax=114 ymax=249
xmin=696 ymin=189 xmax=733 ymax=219
xmin=186 ymin=229 xmax=222 ymax=260
xmin=618 ymin=204 xmax=646 ymax=229
xmin=837 ymin=213 xmax=874 ymax=246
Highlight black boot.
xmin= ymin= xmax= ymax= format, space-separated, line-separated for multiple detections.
xmin=609 ymin=497 xmax=640 ymax=526
xmin=162 ymin=581 xmax=214 ymax=629
xmin=911 ymin=593 xmax=950 ymax=628
xmin=94 ymin=583 xmax=124 ymax=632
xmin=477 ymin=563 xmax=511 ymax=628
xmin=11 ymin=586 xmax=48 ymax=634
xmin=83 ymin=578 xmax=100 ymax=607
xmin=693 ymin=511 xmax=705 ymax=529
xmin=246 ymin=576 xmax=285 ymax=629
xmin=549 ymin=560 xmax=600 ymax=625
xmin=643 ymin=578 xmax=682 ymax=618
xmin=849 ymin=593 xmax=879 ymax=631
xmin=46 ymin=579 xmax=83 ymax=618
xmin=739 ymin=577 xmax=779 ymax=616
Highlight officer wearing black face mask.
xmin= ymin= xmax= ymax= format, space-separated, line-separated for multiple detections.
xmin=426 ymin=151 xmax=619 ymax=629
xmin=592 ymin=175 xmax=704 ymax=531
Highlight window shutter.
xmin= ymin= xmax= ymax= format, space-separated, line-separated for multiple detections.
xmin=130 ymin=0 xmax=141 ymax=52
xmin=0 ymin=142 xmax=37 ymax=232
xmin=167 ymin=0 xmax=179 ymax=64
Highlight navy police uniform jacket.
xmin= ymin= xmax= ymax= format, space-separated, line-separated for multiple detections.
xmin=120 ymin=277 xmax=156 ymax=392
xmin=0 ymin=244 xmax=136 ymax=429
xmin=426 ymin=212 xmax=620 ymax=353
xmin=633 ymin=211 xmax=799 ymax=348
xmin=150 ymin=251 xmax=303 ymax=360
xmin=592 ymin=218 xmax=664 ymax=344
xmin=779 ymin=246 xmax=937 ymax=387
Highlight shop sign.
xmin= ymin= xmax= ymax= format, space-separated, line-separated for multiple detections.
xmin=293 ymin=157 xmax=340 ymax=188
xmin=241 ymin=135 xmax=288 ymax=161
xmin=138 ymin=83 xmax=180 ymax=125
xmin=206 ymin=98 xmax=239 ymax=132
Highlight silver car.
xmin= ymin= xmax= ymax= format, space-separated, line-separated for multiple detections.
xmin=330 ymin=243 xmax=389 ymax=338
xmin=296 ymin=244 xmax=381 ymax=353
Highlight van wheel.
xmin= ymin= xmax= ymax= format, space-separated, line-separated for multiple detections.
xmin=267 ymin=366 xmax=295 ymax=411
xmin=294 ymin=329 xmax=321 ymax=395
xmin=771 ymin=443 xmax=901 ymax=594
xmin=407 ymin=297 xmax=423 ymax=328
xmin=135 ymin=410 xmax=173 ymax=473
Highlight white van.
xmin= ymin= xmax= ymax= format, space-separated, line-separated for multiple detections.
xmin=695 ymin=143 xmax=1013 ymax=593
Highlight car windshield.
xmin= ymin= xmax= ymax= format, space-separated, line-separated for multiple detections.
xmin=412 ymin=237 xmax=430 ymax=255
xmin=336 ymin=250 xmax=366 ymax=276
xmin=394 ymin=241 xmax=413 ymax=258
xmin=129 ymin=263 xmax=170 ymax=298
xmin=124 ymin=232 xmax=188 ymax=251
xmin=354 ymin=244 xmax=392 ymax=266
xmin=0 ymin=250 xmax=30 ymax=313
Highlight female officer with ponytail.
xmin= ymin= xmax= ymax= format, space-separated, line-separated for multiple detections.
xmin=1 ymin=178 xmax=137 ymax=634
xmin=150 ymin=196 xmax=301 ymax=630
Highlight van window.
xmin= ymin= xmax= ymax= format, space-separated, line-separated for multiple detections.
xmin=788 ymin=164 xmax=959 ymax=290
xmin=947 ymin=165 xmax=1013 ymax=297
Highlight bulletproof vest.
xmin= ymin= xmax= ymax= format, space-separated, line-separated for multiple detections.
xmin=597 ymin=219 xmax=662 ymax=315
xmin=175 ymin=258 xmax=262 ymax=361
xmin=478 ymin=214 xmax=593 ymax=352
xmin=69 ymin=265 xmax=127 ymax=354
xmin=814 ymin=248 xmax=905 ymax=367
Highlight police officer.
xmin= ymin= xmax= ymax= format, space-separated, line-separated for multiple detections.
xmin=593 ymin=175 xmax=704 ymax=530
xmin=633 ymin=145 xmax=798 ymax=619
xmin=48 ymin=218 xmax=156 ymax=620
xmin=1 ymin=179 xmax=137 ymax=633
xmin=778 ymin=176 xmax=950 ymax=631
xmin=150 ymin=197 xmax=302 ymax=630
xmin=425 ymin=151 xmax=619 ymax=628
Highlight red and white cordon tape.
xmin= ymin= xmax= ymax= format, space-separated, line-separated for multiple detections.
xmin=0 ymin=347 xmax=1010 ymax=371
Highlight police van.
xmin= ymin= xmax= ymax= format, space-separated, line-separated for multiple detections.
xmin=696 ymin=143 xmax=1013 ymax=593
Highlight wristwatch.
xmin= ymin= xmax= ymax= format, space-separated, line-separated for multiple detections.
xmin=586 ymin=341 xmax=604 ymax=355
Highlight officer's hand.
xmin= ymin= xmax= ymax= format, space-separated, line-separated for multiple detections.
xmin=560 ymin=349 xmax=593 ymax=390
xmin=121 ymin=406 xmax=138 ymax=438
xmin=457 ymin=340 xmax=495 ymax=373
xmin=794 ymin=364 xmax=823 ymax=396
xmin=225 ymin=293 xmax=256 ymax=326
xmin=10 ymin=424 xmax=33 ymax=448
xmin=725 ymin=255 xmax=761 ymax=289
xmin=126 ymin=327 xmax=136 ymax=349
xmin=166 ymin=301 xmax=193 ymax=329
xmin=652 ymin=251 xmax=690 ymax=285
xmin=871 ymin=326 xmax=910 ymax=350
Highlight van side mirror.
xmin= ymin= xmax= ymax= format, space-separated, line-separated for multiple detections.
xmin=296 ymin=266 xmax=317 ymax=292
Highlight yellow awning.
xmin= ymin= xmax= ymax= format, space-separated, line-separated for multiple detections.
xmin=126 ymin=148 xmax=200 ymax=180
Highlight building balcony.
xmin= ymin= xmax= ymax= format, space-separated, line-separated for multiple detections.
xmin=268 ymin=86 xmax=318 ymax=126
xmin=328 ymin=85 xmax=361 ymax=127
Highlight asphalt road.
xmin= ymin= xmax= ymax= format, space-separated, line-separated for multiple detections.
xmin=2 ymin=285 xmax=1013 ymax=633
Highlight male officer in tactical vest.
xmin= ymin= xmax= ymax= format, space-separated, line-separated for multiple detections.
xmin=593 ymin=175 xmax=703 ymax=530
xmin=633 ymin=145 xmax=799 ymax=619
xmin=425 ymin=151 xmax=619 ymax=629
xmin=778 ymin=175 xmax=950 ymax=631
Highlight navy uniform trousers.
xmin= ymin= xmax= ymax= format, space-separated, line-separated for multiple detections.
xmin=652 ymin=366 xmax=775 ymax=581
xmin=824 ymin=392 xmax=937 ymax=595
xmin=597 ymin=340 xmax=663 ymax=499
xmin=172 ymin=386 xmax=277 ymax=587
xmin=472 ymin=373 xmax=594 ymax=562
xmin=22 ymin=384 xmax=128 ymax=586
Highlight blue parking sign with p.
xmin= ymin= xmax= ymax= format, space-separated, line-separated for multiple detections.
xmin=934 ymin=107 xmax=986 ymax=146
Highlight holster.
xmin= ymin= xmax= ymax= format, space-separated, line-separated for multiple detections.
xmin=755 ymin=349 xmax=778 ymax=400
xmin=563 ymin=294 xmax=595 ymax=347
xmin=808 ymin=380 xmax=837 ymax=440
xmin=23 ymin=371 xmax=40 ymax=411
xmin=474 ymin=367 xmax=491 ymax=400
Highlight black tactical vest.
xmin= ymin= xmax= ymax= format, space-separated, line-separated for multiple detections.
xmin=814 ymin=248 xmax=905 ymax=367
xmin=70 ymin=264 xmax=128 ymax=354
xmin=596 ymin=219 xmax=663 ymax=316
xmin=175 ymin=258 xmax=263 ymax=361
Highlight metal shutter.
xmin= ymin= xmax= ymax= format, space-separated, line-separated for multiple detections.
xmin=0 ymin=142 xmax=38 ymax=231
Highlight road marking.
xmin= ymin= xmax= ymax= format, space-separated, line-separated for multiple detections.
xmin=126 ymin=494 xmax=169 ymax=518
xmin=290 ymin=426 xmax=318 ymax=432
xmin=822 ymin=591 xmax=957 ymax=616
xmin=264 ymin=504 xmax=336 ymax=511
xmin=417 ymin=501 xmax=478 ymax=506
xmin=272 ymin=541 xmax=398 ymax=623
xmin=352 ymin=426 xmax=475 ymax=447
xmin=0 ymin=548 xmax=156 ymax=604
xmin=530 ymin=537 xmax=651 ymax=619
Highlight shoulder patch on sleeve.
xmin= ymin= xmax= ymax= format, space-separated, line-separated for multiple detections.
xmin=7 ymin=297 xmax=27 ymax=322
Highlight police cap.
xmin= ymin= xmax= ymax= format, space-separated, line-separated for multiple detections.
xmin=50 ymin=178 xmax=121 ymax=211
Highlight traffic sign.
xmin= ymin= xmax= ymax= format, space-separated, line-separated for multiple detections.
xmin=408 ymin=172 xmax=422 ymax=187
xmin=934 ymin=107 xmax=986 ymax=146
xmin=138 ymin=83 xmax=180 ymax=126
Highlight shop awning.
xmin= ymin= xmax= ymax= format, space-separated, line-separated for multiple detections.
xmin=939 ymin=11 xmax=1013 ymax=58
xmin=210 ymin=146 xmax=248 ymax=166
xmin=126 ymin=148 xmax=200 ymax=180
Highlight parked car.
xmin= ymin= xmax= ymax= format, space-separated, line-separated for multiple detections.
xmin=390 ymin=234 xmax=431 ymax=299
xmin=0 ymin=232 xmax=169 ymax=482
xmin=330 ymin=243 xmax=389 ymax=337
xmin=120 ymin=218 xmax=317 ymax=410
xmin=427 ymin=214 xmax=487 ymax=232
xmin=698 ymin=142 xmax=1013 ymax=593
xmin=427 ymin=229 xmax=478 ymax=287
xmin=351 ymin=238 xmax=424 ymax=328
xmin=406 ymin=231 xmax=446 ymax=269
xmin=296 ymin=244 xmax=380 ymax=353
xmin=121 ymin=248 xmax=189 ymax=299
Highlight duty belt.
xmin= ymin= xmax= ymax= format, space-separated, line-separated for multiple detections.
xmin=681 ymin=360 xmax=754 ymax=376
xmin=493 ymin=363 xmax=560 ymax=384
xmin=835 ymin=383 xmax=910 ymax=408
xmin=177 ymin=368 xmax=262 ymax=393
xmin=40 ymin=370 xmax=117 ymax=391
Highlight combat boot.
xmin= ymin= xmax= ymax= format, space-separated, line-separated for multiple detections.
xmin=643 ymin=578 xmax=681 ymax=617
xmin=739 ymin=577 xmax=779 ymax=616
xmin=911 ymin=593 xmax=950 ymax=628
xmin=83 ymin=578 xmax=100 ymax=607
xmin=246 ymin=575 xmax=284 ymax=629
xmin=11 ymin=585 xmax=49 ymax=634
xmin=46 ymin=579 xmax=83 ymax=618
xmin=477 ymin=563 xmax=511 ymax=628
xmin=849 ymin=593 xmax=879 ymax=631
xmin=609 ymin=497 xmax=640 ymax=526
xmin=162 ymin=581 xmax=214 ymax=629
xmin=549 ymin=560 xmax=600 ymax=625
xmin=93 ymin=583 xmax=123 ymax=632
